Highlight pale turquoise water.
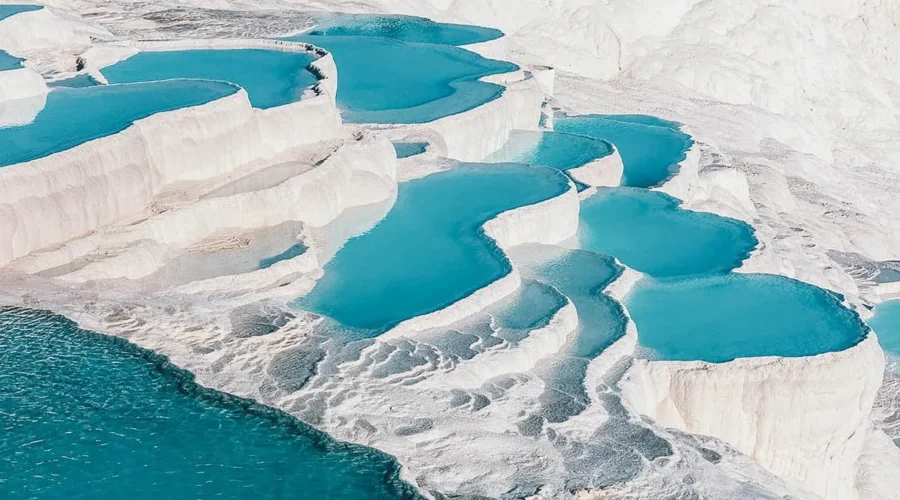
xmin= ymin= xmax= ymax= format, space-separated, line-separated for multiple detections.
xmin=486 ymin=130 xmax=614 ymax=187
xmin=0 ymin=49 xmax=24 ymax=71
xmin=579 ymin=188 xmax=757 ymax=277
xmin=297 ymin=164 xmax=570 ymax=333
xmin=307 ymin=13 xmax=503 ymax=46
xmin=555 ymin=114 xmax=693 ymax=188
xmin=0 ymin=307 xmax=421 ymax=500
xmin=48 ymin=74 xmax=100 ymax=88
xmin=868 ymin=300 xmax=900 ymax=358
xmin=626 ymin=274 xmax=867 ymax=362
xmin=287 ymin=33 xmax=517 ymax=123
xmin=0 ymin=80 xmax=238 ymax=167
xmin=0 ymin=4 xmax=41 ymax=20
xmin=392 ymin=141 xmax=428 ymax=158
xmin=102 ymin=49 xmax=317 ymax=109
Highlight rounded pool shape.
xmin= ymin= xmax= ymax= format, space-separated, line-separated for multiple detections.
xmin=0 ymin=307 xmax=420 ymax=500
xmin=296 ymin=163 xmax=570 ymax=333
xmin=626 ymin=273 xmax=868 ymax=362
xmin=486 ymin=130 xmax=614 ymax=172
xmin=578 ymin=188 xmax=757 ymax=278
xmin=554 ymin=114 xmax=693 ymax=188
xmin=0 ymin=80 xmax=238 ymax=168
xmin=307 ymin=13 xmax=503 ymax=46
xmin=287 ymin=33 xmax=517 ymax=123
xmin=101 ymin=49 xmax=318 ymax=109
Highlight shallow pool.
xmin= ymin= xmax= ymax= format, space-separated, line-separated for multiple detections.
xmin=307 ymin=13 xmax=503 ymax=46
xmin=0 ymin=307 xmax=420 ymax=500
xmin=579 ymin=188 xmax=756 ymax=277
xmin=868 ymin=300 xmax=900 ymax=359
xmin=626 ymin=273 xmax=867 ymax=362
xmin=287 ymin=33 xmax=517 ymax=123
xmin=48 ymin=74 xmax=100 ymax=88
xmin=297 ymin=164 xmax=570 ymax=333
xmin=0 ymin=4 xmax=41 ymax=21
xmin=0 ymin=49 xmax=24 ymax=71
xmin=392 ymin=141 xmax=429 ymax=158
xmin=486 ymin=129 xmax=614 ymax=174
xmin=0 ymin=80 xmax=237 ymax=167
xmin=102 ymin=49 xmax=317 ymax=109
xmin=555 ymin=114 xmax=693 ymax=188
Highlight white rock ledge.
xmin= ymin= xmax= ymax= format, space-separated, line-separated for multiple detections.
xmin=618 ymin=332 xmax=885 ymax=500
xmin=0 ymin=40 xmax=341 ymax=269
xmin=567 ymin=143 xmax=624 ymax=188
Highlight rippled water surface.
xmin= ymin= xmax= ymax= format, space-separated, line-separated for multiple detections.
xmin=0 ymin=308 xmax=421 ymax=499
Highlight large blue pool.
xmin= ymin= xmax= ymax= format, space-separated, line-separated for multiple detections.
xmin=626 ymin=273 xmax=868 ymax=362
xmin=0 ymin=80 xmax=238 ymax=167
xmin=579 ymin=188 xmax=757 ymax=277
xmin=0 ymin=307 xmax=420 ymax=500
xmin=297 ymin=164 xmax=570 ymax=333
xmin=486 ymin=130 xmax=614 ymax=187
xmin=555 ymin=114 xmax=693 ymax=188
xmin=286 ymin=30 xmax=516 ymax=123
xmin=102 ymin=49 xmax=317 ymax=109
xmin=307 ymin=13 xmax=503 ymax=46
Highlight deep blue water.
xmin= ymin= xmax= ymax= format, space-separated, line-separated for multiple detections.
xmin=0 ymin=49 xmax=24 ymax=71
xmin=307 ymin=13 xmax=503 ymax=46
xmin=868 ymin=300 xmax=900 ymax=359
xmin=0 ymin=307 xmax=420 ymax=500
xmin=297 ymin=164 xmax=570 ymax=333
xmin=287 ymin=33 xmax=517 ymax=123
xmin=626 ymin=273 xmax=868 ymax=362
xmin=0 ymin=4 xmax=42 ymax=21
xmin=579 ymin=188 xmax=757 ymax=277
xmin=392 ymin=141 xmax=428 ymax=158
xmin=0 ymin=80 xmax=238 ymax=168
xmin=555 ymin=114 xmax=693 ymax=188
xmin=48 ymin=74 xmax=100 ymax=88
xmin=102 ymin=49 xmax=317 ymax=109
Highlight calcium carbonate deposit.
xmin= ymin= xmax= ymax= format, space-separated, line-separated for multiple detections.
xmin=2 ymin=1 xmax=900 ymax=500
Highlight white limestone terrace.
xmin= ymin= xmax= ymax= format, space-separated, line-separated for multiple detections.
xmin=2 ymin=3 xmax=900 ymax=500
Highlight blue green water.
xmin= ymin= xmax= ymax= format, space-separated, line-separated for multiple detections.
xmin=626 ymin=274 xmax=868 ymax=362
xmin=102 ymin=49 xmax=317 ymax=109
xmin=486 ymin=130 xmax=614 ymax=172
xmin=0 ymin=49 xmax=24 ymax=71
xmin=0 ymin=307 xmax=420 ymax=500
xmin=0 ymin=4 xmax=41 ymax=20
xmin=0 ymin=80 xmax=238 ymax=168
xmin=579 ymin=188 xmax=757 ymax=277
xmin=297 ymin=164 xmax=570 ymax=332
xmin=307 ymin=13 xmax=503 ymax=46
xmin=259 ymin=243 xmax=307 ymax=269
xmin=392 ymin=141 xmax=428 ymax=158
xmin=48 ymin=74 xmax=100 ymax=88
xmin=555 ymin=114 xmax=693 ymax=188
xmin=868 ymin=300 xmax=900 ymax=358
xmin=287 ymin=33 xmax=517 ymax=123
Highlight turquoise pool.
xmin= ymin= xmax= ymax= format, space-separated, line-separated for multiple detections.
xmin=307 ymin=13 xmax=503 ymax=46
xmin=48 ymin=74 xmax=100 ymax=88
xmin=297 ymin=164 xmax=570 ymax=333
xmin=286 ymin=33 xmax=517 ymax=123
xmin=486 ymin=130 xmax=614 ymax=185
xmin=392 ymin=141 xmax=428 ymax=158
xmin=102 ymin=49 xmax=317 ymax=109
xmin=0 ymin=4 xmax=41 ymax=21
xmin=0 ymin=49 xmax=24 ymax=71
xmin=0 ymin=307 xmax=420 ymax=500
xmin=579 ymin=188 xmax=756 ymax=277
xmin=555 ymin=114 xmax=693 ymax=188
xmin=626 ymin=274 xmax=868 ymax=362
xmin=0 ymin=80 xmax=237 ymax=167
xmin=868 ymin=300 xmax=900 ymax=359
